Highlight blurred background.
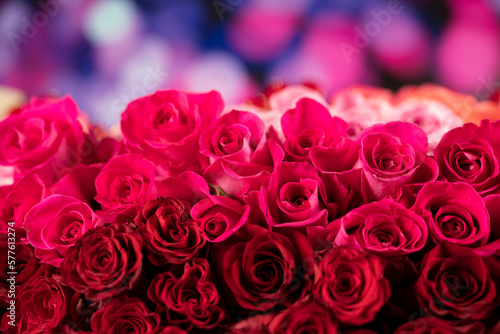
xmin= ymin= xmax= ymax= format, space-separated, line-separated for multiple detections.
xmin=0 ymin=0 xmax=499 ymax=127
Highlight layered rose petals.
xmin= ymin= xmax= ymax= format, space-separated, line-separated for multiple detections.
xmin=95 ymin=153 xmax=156 ymax=211
xmin=259 ymin=161 xmax=328 ymax=229
xmin=0 ymin=96 xmax=85 ymax=183
xmin=333 ymin=199 xmax=428 ymax=257
xmin=359 ymin=121 xmax=439 ymax=200
xmin=201 ymin=109 xmax=284 ymax=199
xmin=60 ymin=225 xmax=143 ymax=301
xmin=281 ymin=98 xmax=359 ymax=172
xmin=121 ymin=90 xmax=224 ymax=174
xmin=313 ymin=247 xmax=390 ymax=326
xmin=147 ymin=259 xmax=226 ymax=331
xmin=136 ymin=197 xmax=207 ymax=266
xmin=435 ymin=120 xmax=500 ymax=196
xmin=24 ymin=195 xmax=101 ymax=267
xmin=416 ymin=241 xmax=500 ymax=322
xmin=412 ymin=181 xmax=490 ymax=248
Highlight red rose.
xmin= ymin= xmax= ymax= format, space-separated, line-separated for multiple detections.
xmin=268 ymin=301 xmax=338 ymax=334
xmin=395 ymin=317 xmax=485 ymax=334
xmin=0 ymin=236 xmax=40 ymax=307
xmin=0 ymin=96 xmax=86 ymax=184
xmin=313 ymin=247 xmax=390 ymax=326
xmin=1 ymin=265 xmax=73 ymax=334
xmin=95 ymin=153 xmax=156 ymax=212
xmin=213 ymin=225 xmax=315 ymax=312
xmin=358 ymin=121 xmax=438 ymax=200
xmin=435 ymin=120 xmax=500 ymax=196
xmin=415 ymin=241 xmax=500 ymax=322
xmin=60 ymin=224 xmax=143 ymax=301
xmin=90 ymin=295 xmax=161 ymax=334
xmin=281 ymin=98 xmax=359 ymax=172
xmin=158 ymin=326 xmax=188 ymax=334
xmin=136 ymin=197 xmax=207 ymax=266
xmin=147 ymin=258 xmax=226 ymax=331
xmin=121 ymin=90 xmax=224 ymax=174
xmin=333 ymin=199 xmax=428 ymax=257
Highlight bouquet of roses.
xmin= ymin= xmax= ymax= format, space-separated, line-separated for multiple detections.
xmin=1 ymin=84 xmax=500 ymax=333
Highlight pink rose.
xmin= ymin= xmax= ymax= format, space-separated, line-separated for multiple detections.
xmin=191 ymin=195 xmax=250 ymax=243
xmin=23 ymin=195 xmax=101 ymax=267
xmin=95 ymin=153 xmax=156 ymax=211
xmin=157 ymin=171 xmax=210 ymax=212
xmin=281 ymin=98 xmax=358 ymax=172
xmin=84 ymin=133 xmax=128 ymax=165
xmin=411 ymin=181 xmax=490 ymax=248
xmin=0 ymin=96 xmax=85 ymax=184
xmin=332 ymin=199 xmax=428 ymax=257
xmin=434 ymin=120 xmax=500 ymax=196
xmin=200 ymin=110 xmax=265 ymax=164
xmin=259 ymin=161 xmax=328 ymax=229
xmin=202 ymin=110 xmax=284 ymax=199
xmin=358 ymin=121 xmax=438 ymax=200
xmin=50 ymin=164 xmax=102 ymax=207
xmin=121 ymin=90 xmax=224 ymax=175
xmin=303 ymin=169 xmax=370 ymax=249
xmin=320 ymin=168 xmax=368 ymax=220
xmin=0 ymin=174 xmax=47 ymax=232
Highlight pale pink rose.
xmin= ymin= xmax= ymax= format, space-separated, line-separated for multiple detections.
xmin=0 ymin=174 xmax=47 ymax=233
xmin=393 ymin=99 xmax=463 ymax=151
xmin=268 ymin=85 xmax=328 ymax=114
xmin=229 ymin=85 xmax=328 ymax=142
xmin=0 ymin=166 xmax=14 ymax=187
xmin=331 ymin=86 xmax=393 ymax=138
